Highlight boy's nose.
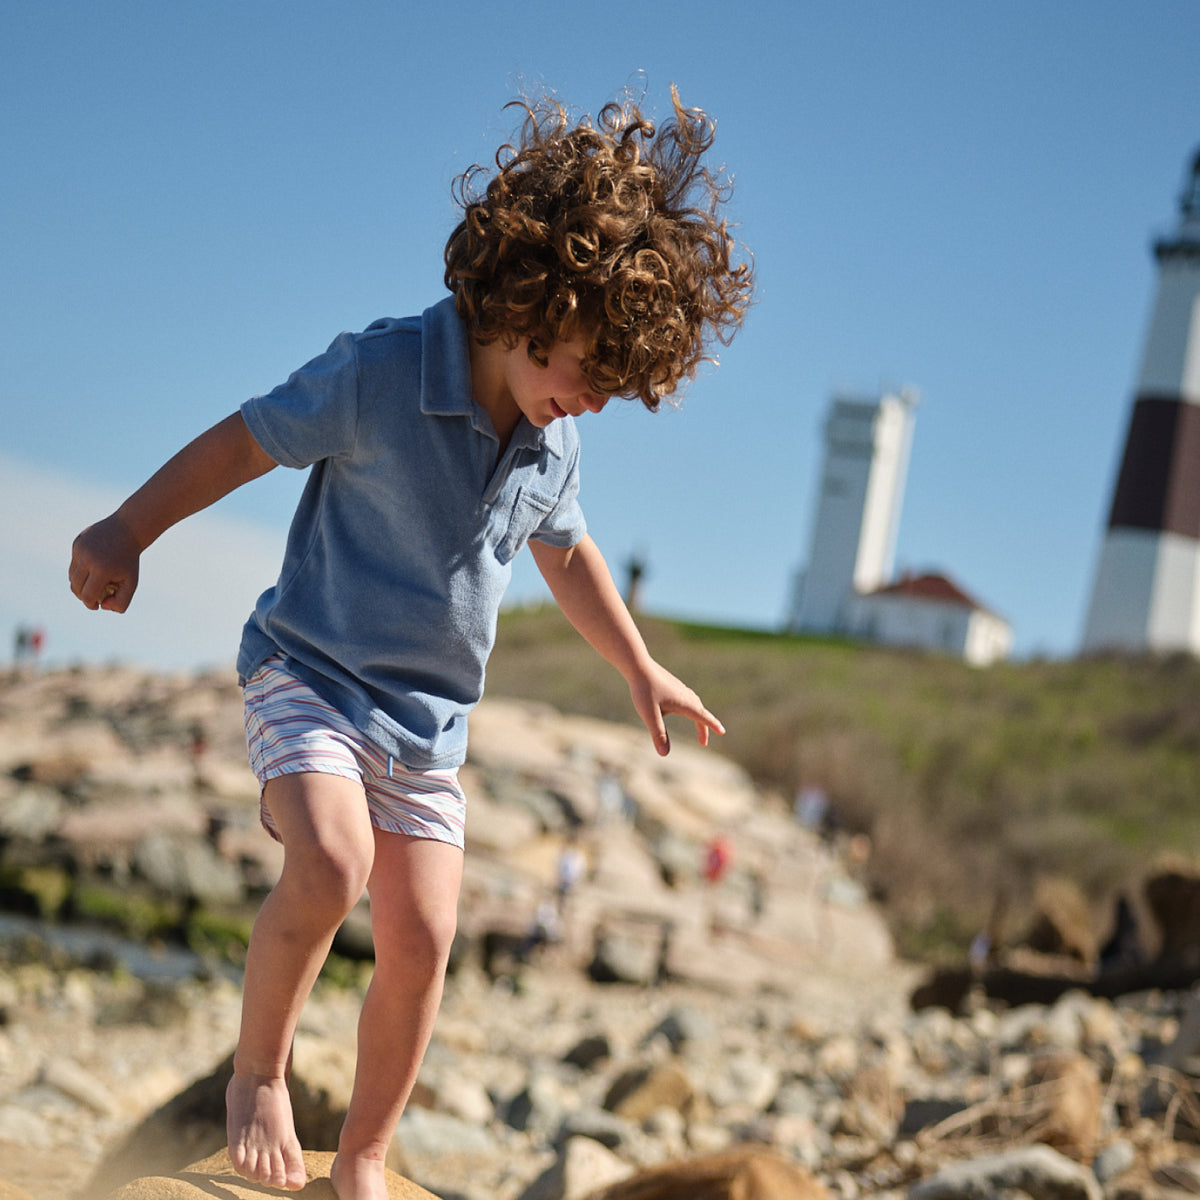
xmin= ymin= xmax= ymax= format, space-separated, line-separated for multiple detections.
xmin=580 ymin=393 xmax=608 ymax=414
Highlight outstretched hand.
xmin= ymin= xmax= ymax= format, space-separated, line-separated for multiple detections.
xmin=628 ymin=661 xmax=725 ymax=757
xmin=69 ymin=514 xmax=141 ymax=613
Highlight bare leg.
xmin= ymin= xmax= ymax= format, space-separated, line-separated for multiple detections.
xmin=227 ymin=772 xmax=376 ymax=1192
xmin=330 ymin=831 xmax=463 ymax=1200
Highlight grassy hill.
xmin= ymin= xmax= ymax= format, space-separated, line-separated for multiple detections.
xmin=488 ymin=604 xmax=1200 ymax=962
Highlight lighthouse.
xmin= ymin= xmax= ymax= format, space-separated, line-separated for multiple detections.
xmin=1083 ymin=148 xmax=1200 ymax=654
xmin=787 ymin=388 xmax=918 ymax=634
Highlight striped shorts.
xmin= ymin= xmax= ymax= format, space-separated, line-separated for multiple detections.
xmin=242 ymin=657 xmax=467 ymax=850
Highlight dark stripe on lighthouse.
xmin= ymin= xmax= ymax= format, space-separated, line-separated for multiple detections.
xmin=1108 ymin=395 xmax=1200 ymax=538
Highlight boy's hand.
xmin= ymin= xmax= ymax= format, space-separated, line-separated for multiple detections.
xmin=69 ymin=514 xmax=142 ymax=612
xmin=628 ymin=661 xmax=725 ymax=757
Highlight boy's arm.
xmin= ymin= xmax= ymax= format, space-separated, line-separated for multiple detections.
xmin=69 ymin=411 xmax=277 ymax=612
xmin=529 ymin=535 xmax=724 ymax=756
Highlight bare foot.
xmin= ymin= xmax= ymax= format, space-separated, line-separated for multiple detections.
xmin=226 ymin=1071 xmax=307 ymax=1191
xmin=330 ymin=1150 xmax=390 ymax=1200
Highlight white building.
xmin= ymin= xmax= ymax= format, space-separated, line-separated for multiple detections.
xmin=1083 ymin=147 xmax=1200 ymax=654
xmin=786 ymin=388 xmax=1012 ymax=664
xmin=843 ymin=572 xmax=1013 ymax=667
xmin=787 ymin=389 xmax=918 ymax=633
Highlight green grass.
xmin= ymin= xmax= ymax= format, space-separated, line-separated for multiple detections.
xmin=489 ymin=605 xmax=1200 ymax=960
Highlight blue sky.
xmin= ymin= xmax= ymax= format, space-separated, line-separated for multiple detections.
xmin=3 ymin=1 xmax=1198 ymax=670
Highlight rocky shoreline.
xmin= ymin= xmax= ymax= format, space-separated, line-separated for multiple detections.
xmin=2 ymin=667 xmax=1200 ymax=1199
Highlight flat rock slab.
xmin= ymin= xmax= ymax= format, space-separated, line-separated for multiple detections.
xmin=102 ymin=1149 xmax=442 ymax=1199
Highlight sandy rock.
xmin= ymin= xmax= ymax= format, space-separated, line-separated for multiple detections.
xmin=1026 ymin=877 xmax=1098 ymax=968
xmin=87 ymin=1037 xmax=364 ymax=1197
xmin=101 ymin=1148 xmax=439 ymax=1198
xmin=462 ymin=785 xmax=543 ymax=853
xmin=586 ymin=1145 xmax=830 ymax=1200
xmin=1025 ymin=1053 xmax=1103 ymax=1161
xmin=908 ymin=1143 xmax=1103 ymax=1200
xmin=86 ymin=1054 xmax=230 ymax=1196
xmin=40 ymin=1054 xmax=116 ymax=1116
xmin=3 ymin=720 xmax=130 ymax=784
xmin=427 ymin=1072 xmax=495 ymax=1126
xmin=605 ymin=1061 xmax=698 ymax=1123
xmin=838 ymin=1062 xmax=902 ymax=1144
xmin=467 ymin=699 xmax=573 ymax=776
xmin=0 ymin=1182 xmax=36 ymax=1200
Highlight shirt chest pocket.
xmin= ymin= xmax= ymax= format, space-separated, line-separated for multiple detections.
xmin=494 ymin=486 xmax=556 ymax=564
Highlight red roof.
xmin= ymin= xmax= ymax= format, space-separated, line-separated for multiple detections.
xmin=870 ymin=572 xmax=982 ymax=609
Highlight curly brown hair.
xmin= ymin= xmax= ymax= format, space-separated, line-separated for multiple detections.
xmin=444 ymin=85 xmax=753 ymax=410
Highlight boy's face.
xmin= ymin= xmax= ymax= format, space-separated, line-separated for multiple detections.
xmin=503 ymin=338 xmax=611 ymax=428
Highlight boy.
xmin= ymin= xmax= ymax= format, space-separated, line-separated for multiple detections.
xmin=69 ymin=87 xmax=752 ymax=1199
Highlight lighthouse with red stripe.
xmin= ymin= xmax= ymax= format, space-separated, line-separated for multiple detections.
xmin=1083 ymin=148 xmax=1200 ymax=654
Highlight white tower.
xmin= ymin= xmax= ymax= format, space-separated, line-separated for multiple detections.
xmin=1083 ymin=148 xmax=1200 ymax=654
xmin=788 ymin=388 xmax=918 ymax=633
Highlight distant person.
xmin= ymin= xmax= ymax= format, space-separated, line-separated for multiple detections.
xmin=12 ymin=625 xmax=45 ymax=676
xmin=520 ymin=897 xmax=563 ymax=960
xmin=12 ymin=626 xmax=29 ymax=671
xmin=555 ymin=836 xmax=587 ymax=912
xmin=703 ymin=833 xmax=733 ymax=885
xmin=68 ymin=86 xmax=750 ymax=1200
xmin=794 ymin=783 xmax=829 ymax=832
xmin=597 ymin=769 xmax=633 ymax=825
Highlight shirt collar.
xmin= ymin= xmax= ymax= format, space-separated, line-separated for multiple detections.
xmin=419 ymin=296 xmax=567 ymax=458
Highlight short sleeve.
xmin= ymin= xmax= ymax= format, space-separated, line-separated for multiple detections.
xmin=241 ymin=331 xmax=360 ymax=468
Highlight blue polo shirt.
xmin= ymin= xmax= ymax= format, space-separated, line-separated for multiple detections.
xmin=237 ymin=297 xmax=587 ymax=769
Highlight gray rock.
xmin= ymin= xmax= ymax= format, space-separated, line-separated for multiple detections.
xmin=133 ymin=830 xmax=242 ymax=905
xmin=505 ymin=1070 xmax=572 ymax=1136
xmin=1091 ymin=1139 xmax=1136 ymax=1183
xmin=0 ymin=784 xmax=65 ymax=841
xmin=555 ymin=1107 xmax=638 ymax=1151
xmin=773 ymin=1077 xmax=821 ymax=1120
xmin=516 ymin=1134 xmax=633 ymax=1200
xmin=707 ymin=1049 xmax=781 ymax=1111
xmin=393 ymin=1106 xmax=497 ymax=1159
xmin=642 ymin=1005 xmax=716 ymax=1053
xmin=589 ymin=926 xmax=663 ymax=985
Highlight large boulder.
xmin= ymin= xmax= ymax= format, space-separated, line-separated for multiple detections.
xmin=87 ymin=1037 xmax=365 ymax=1197
xmin=101 ymin=1149 xmax=439 ymax=1198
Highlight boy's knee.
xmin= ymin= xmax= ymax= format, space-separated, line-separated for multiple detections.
xmin=285 ymin=835 xmax=373 ymax=915
xmin=378 ymin=906 xmax=458 ymax=975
